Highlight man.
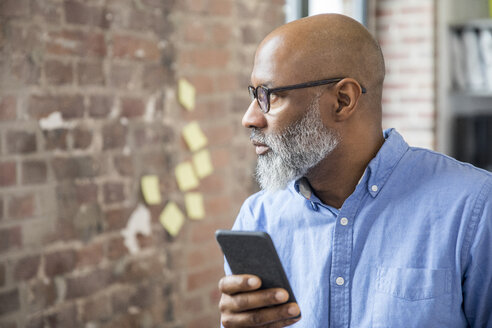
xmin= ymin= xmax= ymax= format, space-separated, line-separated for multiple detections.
xmin=218 ymin=14 xmax=492 ymax=328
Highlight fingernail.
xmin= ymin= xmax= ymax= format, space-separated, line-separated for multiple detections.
xmin=248 ymin=277 xmax=259 ymax=287
xmin=288 ymin=305 xmax=299 ymax=316
xmin=275 ymin=291 xmax=288 ymax=302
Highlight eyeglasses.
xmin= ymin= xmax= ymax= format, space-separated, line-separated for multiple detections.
xmin=248 ymin=77 xmax=367 ymax=113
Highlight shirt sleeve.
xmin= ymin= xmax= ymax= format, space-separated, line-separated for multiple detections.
xmin=462 ymin=179 xmax=492 ymax=327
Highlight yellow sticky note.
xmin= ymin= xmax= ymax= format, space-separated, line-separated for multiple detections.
xmin=159 ymin=202 xmax=185 ymax=237
xmin=140 ymin=175 xmax=162 ymax=205
xmin=175 ymin=161 xmax=199 ymax=191
xmin=182 ymin=121 xmax=207 ymax=152
xmin=178 ymin=78 xmax=196 ymax=111
xmin=192 ymin=149 xmax=214 ymax=179
xmin=185 ymin=192 xmax=205 ymax=220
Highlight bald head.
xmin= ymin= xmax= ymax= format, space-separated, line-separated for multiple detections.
xmin=253 ymin=14 xmax=385 ymax=108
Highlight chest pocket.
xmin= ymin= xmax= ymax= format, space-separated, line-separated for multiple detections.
xmin=371 ymin=267 xmax=453 ymax=327
xmin=376 ymin=266 xmax=451 ymax=300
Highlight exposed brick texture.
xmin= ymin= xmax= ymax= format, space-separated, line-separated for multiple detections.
xmin=0 ymin=0 xmax=283 ymax=326
xmin=375 ymin=0 xmax=435 ymax=148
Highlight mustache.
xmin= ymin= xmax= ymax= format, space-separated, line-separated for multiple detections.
xmin=250 ymin=128 xmax=268 ymax=144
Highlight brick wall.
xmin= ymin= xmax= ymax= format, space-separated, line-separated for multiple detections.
xmin=375 ymin=0 xmax=436 ymax=149
xmin=0 ymin=0 xmax=285 ymax=327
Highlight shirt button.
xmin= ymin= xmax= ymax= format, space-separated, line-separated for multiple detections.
xmin=336 ymin=277 xmax=345 ymax=286
xmin=340 ymin=217 xmax=349 ymax=226
xmin=371 ymin=185 xmax=378 ymax=192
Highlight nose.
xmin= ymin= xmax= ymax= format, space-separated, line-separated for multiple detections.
xmin=242 ymin=100 xmax=267 ymax=129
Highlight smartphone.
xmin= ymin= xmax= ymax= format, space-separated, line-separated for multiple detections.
xmin=215 ymin=230 xmax=298 ymax=307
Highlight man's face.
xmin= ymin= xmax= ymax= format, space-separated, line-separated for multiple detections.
xmin=251 ymin=94 xmax=340 ymax=192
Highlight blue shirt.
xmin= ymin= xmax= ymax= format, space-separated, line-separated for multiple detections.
xmin=226 ymin=129 xmax=492 ymax=328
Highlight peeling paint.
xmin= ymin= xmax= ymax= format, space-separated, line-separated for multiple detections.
xmin=39 ymin=112 xmax=75 ymax=130
xmin=121 ymin=203 xmax=152 ymax=254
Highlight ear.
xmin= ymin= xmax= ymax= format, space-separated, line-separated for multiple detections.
xmin=332 ymin=78 xmax=364 ymax=122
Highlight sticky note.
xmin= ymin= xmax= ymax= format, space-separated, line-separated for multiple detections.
xmin=192 ymin=149 xmax=214 ymax=179
xmin=159 ymin=202 xmax=185 ymax=237
xmin=178 ymin=78 xmax=196 ymax=111
xmin=182 ymin=121 xmax=207 ymax=152
xmin=140 ymin=175 xmax=162 ymax=205
xmin=185 ymin=192 xmax=205 ymax=220
xmin=175 ymin=161 xmax=199 ymax=191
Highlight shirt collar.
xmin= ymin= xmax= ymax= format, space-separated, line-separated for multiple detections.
xmin=293 ymin=128 xmax=409 ymax=201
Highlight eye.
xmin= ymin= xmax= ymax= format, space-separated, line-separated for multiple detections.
xmin=269 ymin=92 xmax=279 ymax=103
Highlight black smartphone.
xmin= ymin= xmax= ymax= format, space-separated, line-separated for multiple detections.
xmin=215 ymin=229 xmax=298 ymax=307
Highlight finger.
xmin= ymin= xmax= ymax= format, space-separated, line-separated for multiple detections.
xmin=221 ymin=302 xmax=301 ymax=327
xmin=220 ymin=288 xmax=290 ymax=312
xmin=260 ymin=316 xmax=302 ymax=328
xmin=219 ymin=274 xmax=262 ymax=294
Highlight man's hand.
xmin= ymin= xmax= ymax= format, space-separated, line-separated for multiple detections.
xmin=218 ymin=274 xmax=301 ymax=327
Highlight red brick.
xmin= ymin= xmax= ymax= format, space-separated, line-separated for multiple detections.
xmin=104 ymin=207 xmax=131 ymax=231
xmin=0 ymin=288 xmax=20 ymax=315
xmin=103 ymin=182 xmax=125 ymax=204
xmin=186 ymin=266 xmax=223 ymax=292
xmin=187 ymin=313 xmax=219 ymax=328
xmin=187 ymin=74 xmax=216 ymax=94
xmin=43 ymin=129 xmax=69 ymax=150
xmin=103 ymin=122 xmax=127 ymax=149
xmin=184 ymin=23 xmax=206 ymax=43
xmin=142 ymin=63 xmax=170 ymax=91
xmin=0 ymin=263 xmax=5 ymax=286
xmin=27 ymin=279 xmax=57 ymax=313
xmin=112 ymin=34 xmax=161 ymax=61
xmin=111 ymin=287 xmax=134 ymax=314
xmin=47 ymin=29 xmax=106 ymax=57
xmin=29 ymin=94 xmax=84 ymax=120
xmin=0 ymin=162 xmax=17 ymax=187
xmin=14 ymin=254 xmax=40 ymax=281
xmin=215 ymin=73 xmax=238 ymax=92
xmin=11 ymin=55 xmax=41 ymax=85
xmin=77 ymin=242 xmax=104 ymax=268
xmin=89 ymin=95 xmax=113 ymax=118
xmin=130 ymin=283 xmax=155 ymax=309
xmin=31 ymin=0 xmax=62 ymax=24
xmin=75 ymin=183 xmax=98 ymax=203
xmin=0 ymin=226 xmax=21 ymax=253
xmin=186 ymin=241 xmax=222 ymax=269
xmin=45 ymin=60 xmax=73 ymax=85
xmin=44 ymin=249 xmax=77 ymax=277
xmin=82 ymin=294 xmax=111 ymax=321
xmin=65 ymin=268 xmax=111 ymax=299
xmin=26 ymin=315 xmax=43 ymax=328
xmin=0 ymin=96 xmax=17 ymax=121
xmin=77 ymin=60 xmax=104 ymax=85
xmin=52 ymin=156 xmax=101 ymax=180
xmin=0 ymin=0 xmax=29 ymax=17
xmin=114 ymin=155 xmax=134 ymax=177
xmin=45 ymin=303 xmax=77 ymax=327
xmin=207 ymin=0 xmax=232 ymax=16
xmin=212 ymin=24 xmax=231 ymax=44
xmin=64 ymin=0 xmax=109 ymax=28
xmin=6 ymin=130 xmax=37 ymax=154
xmin=121 ymin=97 xmax=145 ymax=118
xmin=211 ymin=148 xmax=231 ymax=169
xmin=8 ymin=193 xmax=36 ymax=219
xmin=107 ymin=235 xmax=127 ymax=260
xmin=22 ymin=160 xmax=48 ymax=185
xmin=109 ymin=64 xmax=134 ymax=89
xmin=181 ymin=48 xmax=230 ymax=69
xmin=72 ymin=127 xmax=93 ymax=149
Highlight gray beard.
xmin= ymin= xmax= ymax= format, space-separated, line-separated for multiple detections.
xmin=252 ymin=97 xmax=340 ymax=192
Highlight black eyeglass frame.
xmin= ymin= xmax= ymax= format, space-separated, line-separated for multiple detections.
xmin=248 ymin=77 xmax=367 ymax=113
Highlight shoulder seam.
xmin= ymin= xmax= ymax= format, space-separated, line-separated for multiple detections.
xmin=460 ymin=178 xmax=492 ymax=272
